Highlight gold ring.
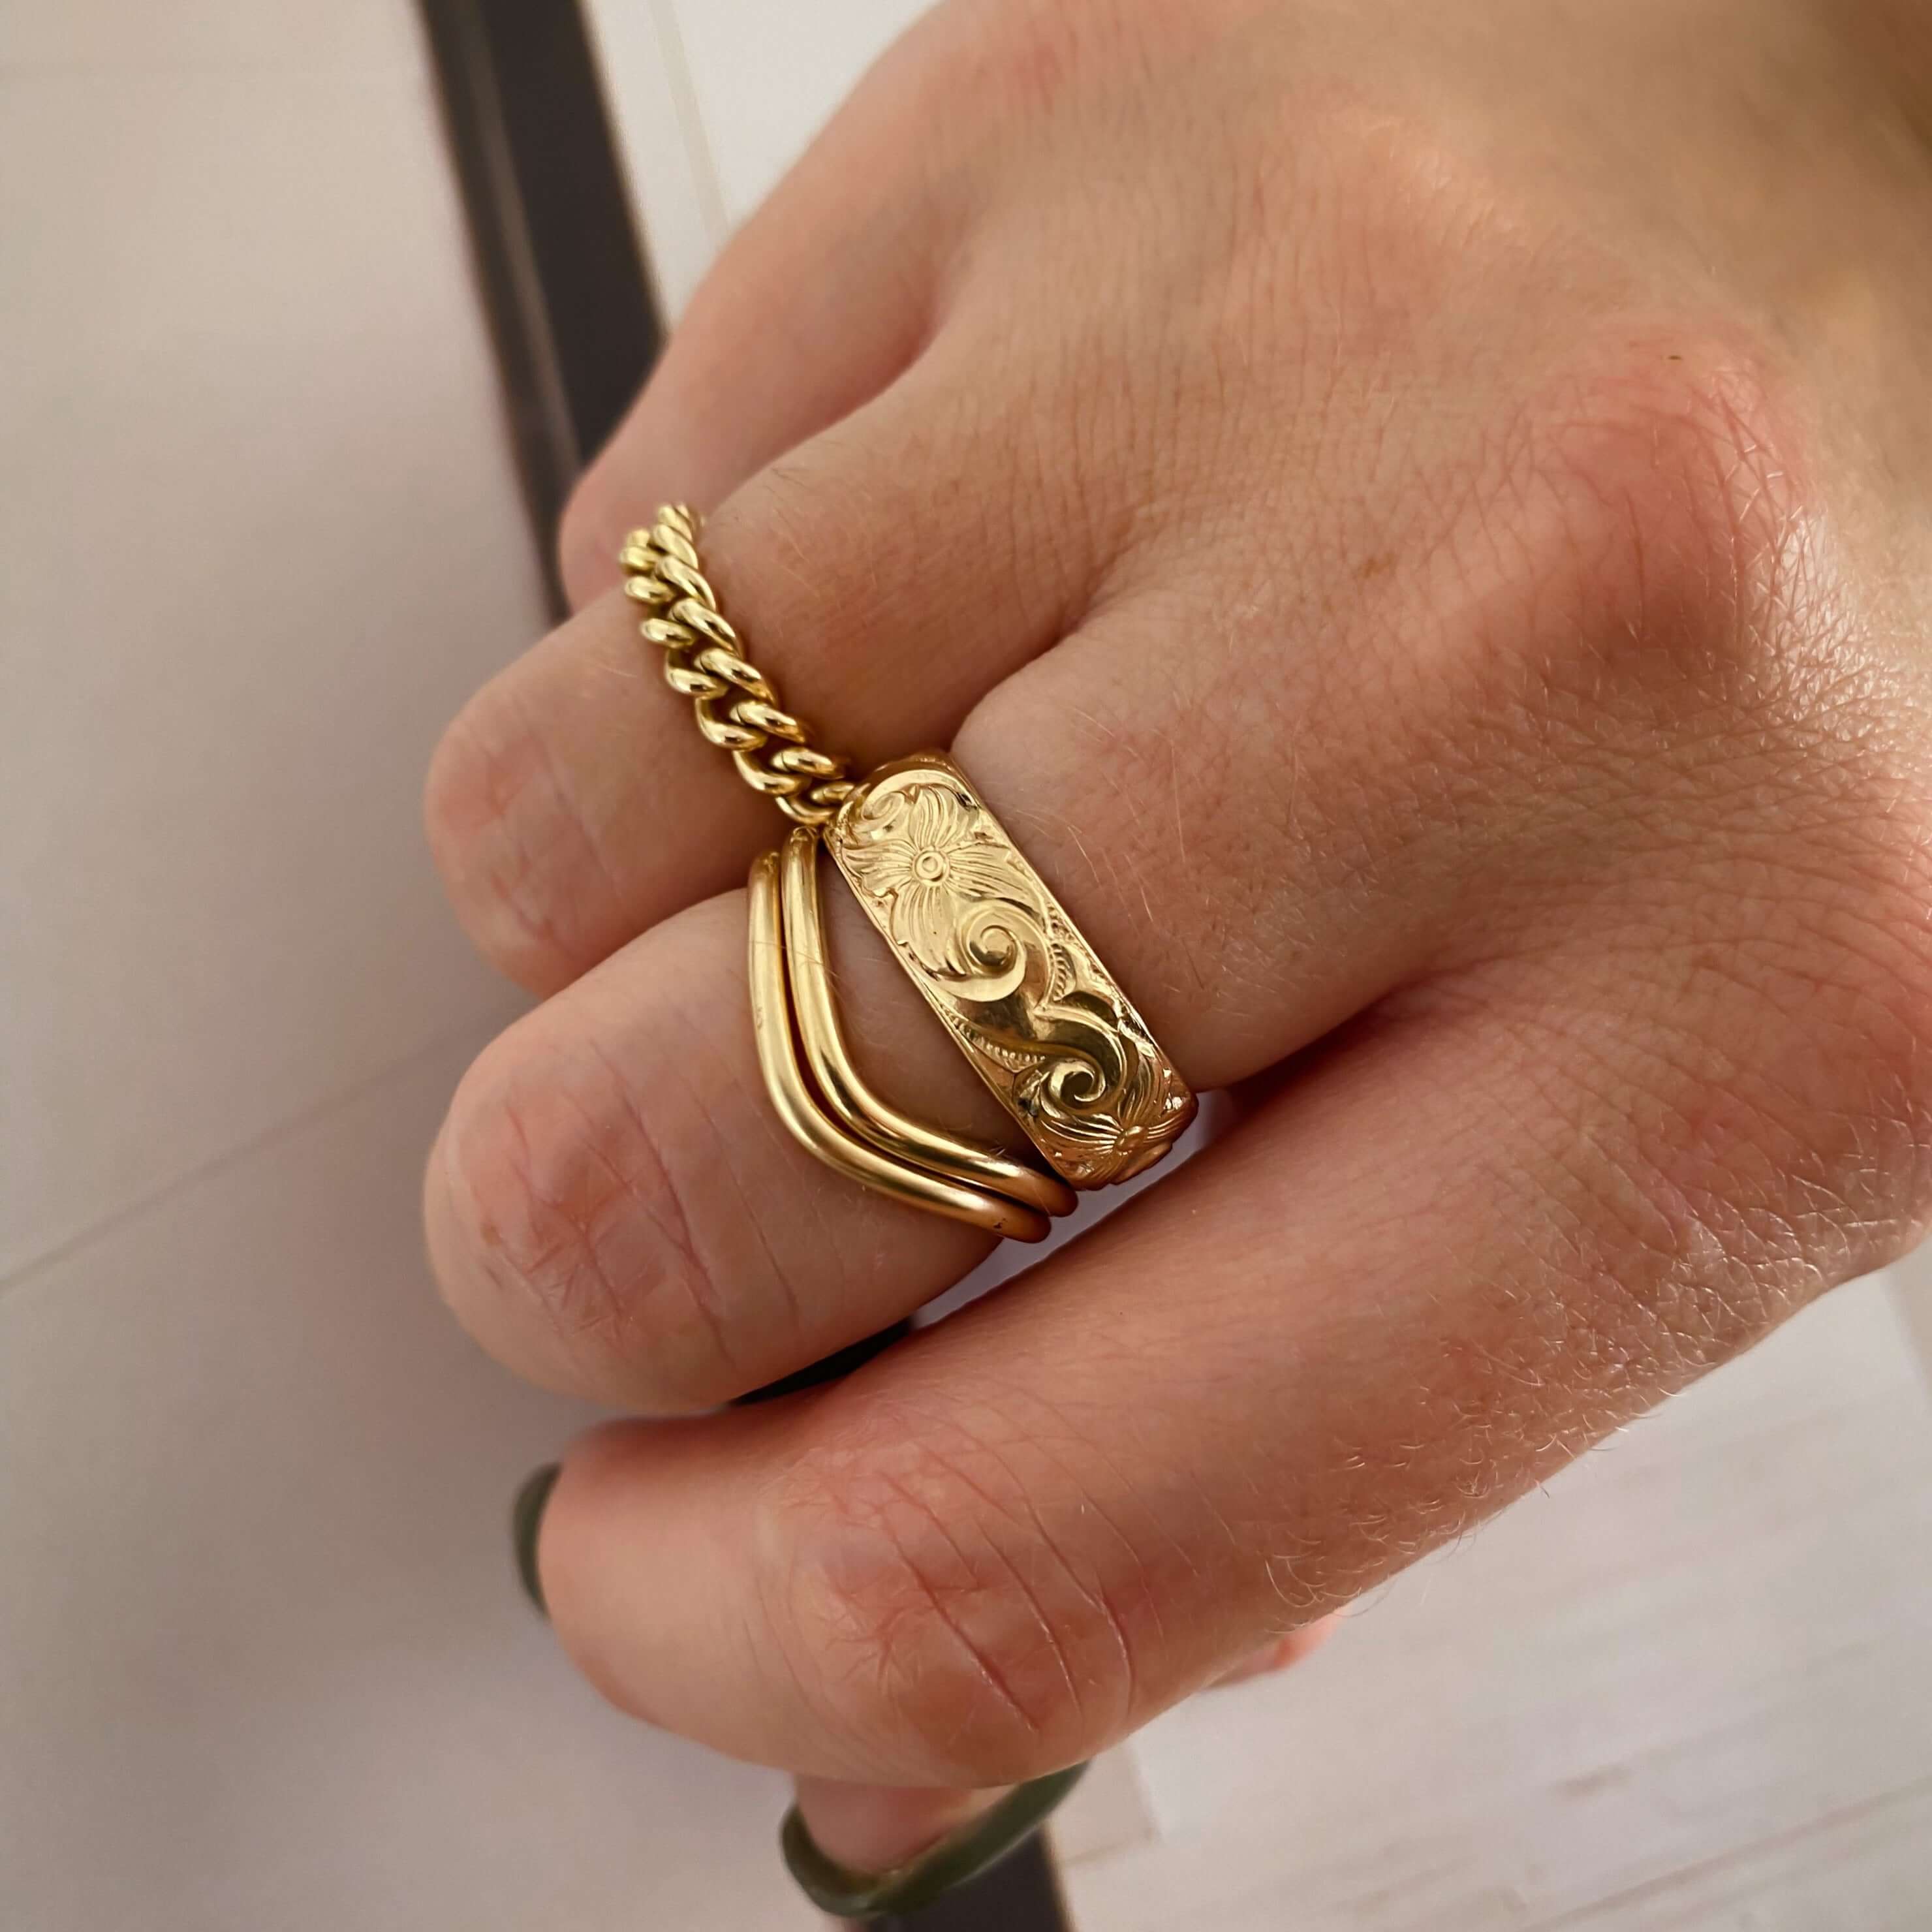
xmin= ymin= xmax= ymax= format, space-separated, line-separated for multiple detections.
xmin=622 ymin=506 xmax=1196 ymax=1236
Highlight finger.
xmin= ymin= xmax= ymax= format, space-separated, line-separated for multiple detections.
xmin=555 ymin=18 xmax=971 ymax=608
xmin=526 ymin=968 xmax=1903 ymax=1784
xmin=429 ymin=241 xmax=1673 ymax=1008
xmin=425 ymin=879 xmax=1008 ymax=1412
xmin=425 ymin=327 xmax=1106 ymax=996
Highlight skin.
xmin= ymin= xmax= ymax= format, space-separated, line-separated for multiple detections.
xmin=422 ymin=0 xmax=1932 ymax=1875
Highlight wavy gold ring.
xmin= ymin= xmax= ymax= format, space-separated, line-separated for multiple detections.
xmin=623 ymin=507 xmax=1196 ymax=1234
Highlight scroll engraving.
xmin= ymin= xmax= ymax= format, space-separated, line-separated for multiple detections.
xmin=825 ymin=755 xmax=1196 ymax=1187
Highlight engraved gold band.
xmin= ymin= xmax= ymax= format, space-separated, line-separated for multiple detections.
xmin=623 ymin=507 xmax=1196 ymax=1234
xmin=827 ymin=755 xmax=1196 ymax=1189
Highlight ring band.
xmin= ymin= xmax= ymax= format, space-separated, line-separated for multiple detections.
xmin=827 ymin=753 xmax=1196 ymax=1189
xmin=619 ymin=505 xmax=854 ymax=824
xmin=623 ymin=507 xmax=1196 ymax=1226
xmin=749 ymin=828 xmax=1076 ymax=1243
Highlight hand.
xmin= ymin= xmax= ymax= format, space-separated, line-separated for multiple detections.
xmin=423 ymin=0 xmax=1932 ymax=1899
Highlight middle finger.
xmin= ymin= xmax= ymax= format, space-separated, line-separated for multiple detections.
xmin=424 ymin=329 xmax=1115 ymax=997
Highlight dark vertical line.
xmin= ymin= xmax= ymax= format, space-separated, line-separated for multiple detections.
xmin=469 ymin=0 xmax=662 ymax=463
xmin=417 ymin=0 xmax=661 ymax=615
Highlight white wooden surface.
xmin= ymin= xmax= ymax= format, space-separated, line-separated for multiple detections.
xmin=587 ymin=4 xmax=1932 ymax=1927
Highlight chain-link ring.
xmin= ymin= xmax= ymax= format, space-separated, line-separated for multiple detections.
xmin=621 ymin=505 xmax=855 ymax=826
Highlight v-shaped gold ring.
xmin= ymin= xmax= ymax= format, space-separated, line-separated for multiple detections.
xmin=748 ymin=828 xmax=1077 ymax=1243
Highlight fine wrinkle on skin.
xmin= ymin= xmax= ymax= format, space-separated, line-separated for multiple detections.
xmin=422 ymin=697 xmax=593 ymax=997
xmin=899 ymin=1401 xmax=1148 ymax=1730
xmin=1452 ymin=973 xmax=1856 ymax=1371
xmin=653 ymin=1023 xmax=804 ymax=1370
xmin=767 ymin=1375 xmax=1189 ymax=1773
xmin=785 ymin=1466 xmax=1063 ymax=1781
xmin=443 ymin=1040 xmax=711 ymax=1370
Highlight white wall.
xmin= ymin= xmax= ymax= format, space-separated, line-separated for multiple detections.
xmin=0 ymin=7 xmax=816 ymax=1927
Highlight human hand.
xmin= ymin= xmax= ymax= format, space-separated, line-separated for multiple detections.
xmin=424 ymin=0 xmax=1932 ymax=1906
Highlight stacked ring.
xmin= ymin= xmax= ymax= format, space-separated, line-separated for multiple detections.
xmin=622 ymin=506 xmax=1196 ymax=1232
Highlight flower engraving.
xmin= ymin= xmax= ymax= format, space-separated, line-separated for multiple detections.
xmin=827 ymin=755 xmax=1198 ymax=1189
xmin=837 ymin=779 xmax=1033 ymax=980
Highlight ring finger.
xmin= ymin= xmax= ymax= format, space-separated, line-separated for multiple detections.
xmin=424 ymin=506 xmax=1581 ymax=1411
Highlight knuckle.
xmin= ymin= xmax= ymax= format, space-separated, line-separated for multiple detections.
xmin=711 ymin=447 xmax=873 ymax=639
xmin=1517 ymin=322 xmax=1818 ymax=686
xmin=703 ymin=439 xmax=971 ymax=755
xmin=911 ymin=0 xmax=1108 ymax=126
xmin=431 ymin=1027 xmax=738 ymax=1405
xmin=767 ymin=1406 xmax=1142 ymax=1785
xmin=422 ymin=676 xmax=605 ymax=995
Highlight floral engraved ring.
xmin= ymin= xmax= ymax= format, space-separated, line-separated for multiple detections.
xmin=623 ymin=507 xmax=1197 ymax=1240
xmin=829 ymin=758 xmax=1196 ymax=1190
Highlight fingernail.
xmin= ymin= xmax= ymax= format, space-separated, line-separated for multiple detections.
xmin=510 ymin=1463 xmax=561 ymax=1617
xmin=780 ymin=1764 xmax=1087 ymax=1918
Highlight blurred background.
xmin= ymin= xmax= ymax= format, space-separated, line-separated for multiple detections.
xmin=5 ymin=3 xmax=1932 ymax=1927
